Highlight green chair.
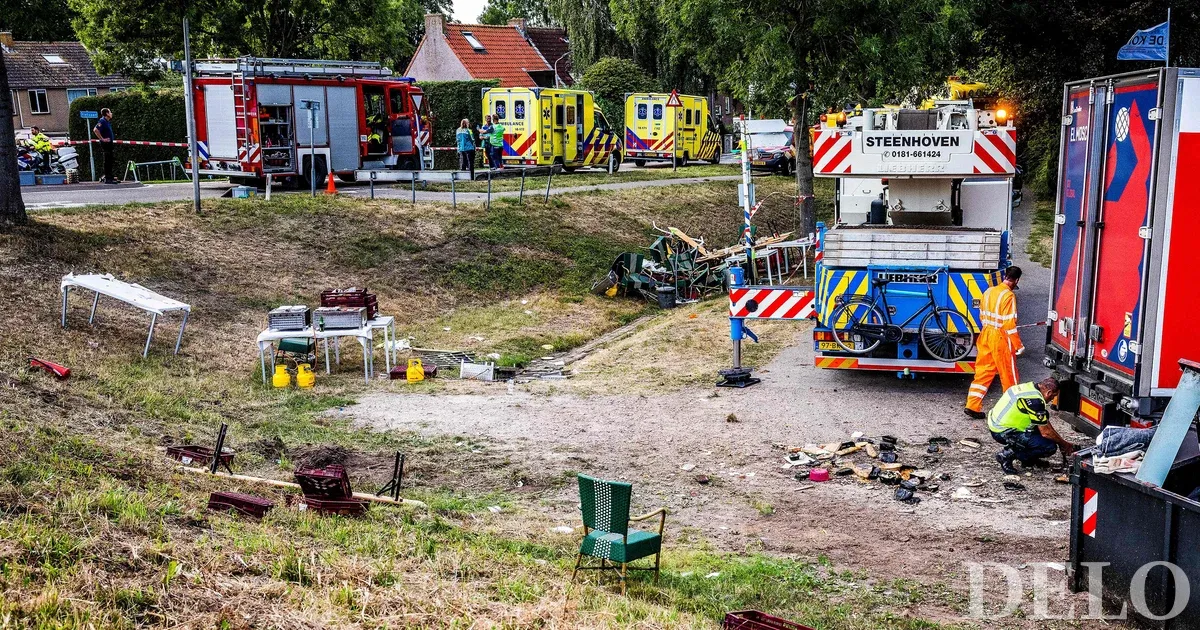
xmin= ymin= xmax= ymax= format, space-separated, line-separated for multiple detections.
xmin=571 ymin=474 xmax=666 ymax=595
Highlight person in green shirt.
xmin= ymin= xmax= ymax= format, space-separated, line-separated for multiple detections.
xmin=988 ymin=378 xmax=1077 ymax=473
xmin=490 ymin=121 xmax=506 ymax=169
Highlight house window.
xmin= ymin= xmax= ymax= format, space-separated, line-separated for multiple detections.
xmin=67 ymin=88 xmax=97 ymax=103
xmin=637 ymin=104 xmax=647 ymax=120
xmin=652 ymin=104 xmax=662 ymax=120
xmin=514 ymin=100 xmax=525 ymax=119
xmin=28 ymin=90 xmax=49 ymax=114
xmin=41 ymin=54 xmax=66 ymax=64
xmin=109 ymin=87 xmax=128 ymax=93
xmin=462 ymin=32 xmax=485 ymax=51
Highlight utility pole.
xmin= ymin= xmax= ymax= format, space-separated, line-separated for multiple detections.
xmin=182 ymin=18 xmax=201 ymax=212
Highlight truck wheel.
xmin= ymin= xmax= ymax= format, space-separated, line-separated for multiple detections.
xmin=677 ymin=154 xmax=689 ymax=167
xmin=634 ymin=159 xmax=646 ymax=168
xmin=779 ymin=160 xmax=792 ymax=177
xmin=609 ymin=152 xmax=621 ymax=172
xmin=337 ymin=173 xmax=358 ymax=184
xmin=562 ymin=165 xmax=577 ymax=173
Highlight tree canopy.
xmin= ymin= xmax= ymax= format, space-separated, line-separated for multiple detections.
xmin=68 ymin=0 xmax=427 ymax=78
xmin=478 ymin=0 xmax=553 ymax=26
xmin=576 ymin=56 xmax=656 ymax=130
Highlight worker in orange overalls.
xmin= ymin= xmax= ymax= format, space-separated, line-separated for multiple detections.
xmin=965 ymin=266 xmax=1023 ymax=419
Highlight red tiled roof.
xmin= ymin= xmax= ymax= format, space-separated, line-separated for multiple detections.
xmin=443 ymin=24 xmax=551 ymax=87
xmin=4 ymin=40 xmax=131 ymax=90
xmin=525 ymin=28 xmax=572 ymax=85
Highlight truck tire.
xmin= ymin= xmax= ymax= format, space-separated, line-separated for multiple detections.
xmin=779 ymin=160 xmax=792 ymax=177
xmin=634 ymin=159 xmax=646 ymax=168
xmin=677 ymin=154 xmax=689 ymax=167
xmin=609 ymin=152 xmax=621 ymax=172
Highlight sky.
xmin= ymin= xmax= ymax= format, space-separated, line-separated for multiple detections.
xmin=453 ymin=0 xmax=489 ymax=23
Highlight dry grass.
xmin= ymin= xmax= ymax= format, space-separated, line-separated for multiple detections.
xmin=0 ymin=178 xmax=954 ymax=628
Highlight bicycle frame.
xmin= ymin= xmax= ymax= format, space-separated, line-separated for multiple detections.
xmin=872 ymin=283 xmax=939 ymax=330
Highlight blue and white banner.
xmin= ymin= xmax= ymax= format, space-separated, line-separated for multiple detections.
xmin=1117 ymin=20 xmax=1169 ymax=62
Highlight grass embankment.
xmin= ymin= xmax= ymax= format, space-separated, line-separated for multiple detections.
xmin=1026 ymin=199 xmax=1055 ymax=268
xmin=423 ymin=163 xmax=738 ymax=193
xmin=0 ymin=178 xmax=953 ymax=628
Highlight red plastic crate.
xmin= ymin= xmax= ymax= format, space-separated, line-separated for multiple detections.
xmin=298 ymin=497 xmax=369 ymax=516
xmin=320 ymin=288 xmax=378 ymax=320
xmin=167 ymin=445 xmax=234 ymax=468
xmin=723 ymin=611 xmax=815 ymax=630
xmin=294 ymin=464 xmax=352 ymax=499
xmin=208 ymin=491 xmax=275 ymax=518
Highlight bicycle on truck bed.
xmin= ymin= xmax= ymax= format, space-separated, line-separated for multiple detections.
xmin=829 ymin=268 xmax=976 ymax=362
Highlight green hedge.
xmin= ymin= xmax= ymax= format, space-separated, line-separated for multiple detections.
xmin=419 ymin=79 xmax=500 ymax=170
xmin=68 ymin=88 xmax=186 ymax=181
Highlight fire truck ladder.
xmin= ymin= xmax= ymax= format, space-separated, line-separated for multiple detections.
xmin=193 ymin=57 xmax=393 ymax=78
xmin=232 ymin=72 xmax=250 ymax=162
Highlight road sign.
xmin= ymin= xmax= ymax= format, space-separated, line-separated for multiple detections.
xmin=665 ymin=90 xmax=682 ymax=108
xmin=79 ymin=110 xmax=99 ymax=119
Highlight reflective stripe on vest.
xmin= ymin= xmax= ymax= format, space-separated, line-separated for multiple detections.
xmin=987 ymin=382 xmax=1044 ymax=433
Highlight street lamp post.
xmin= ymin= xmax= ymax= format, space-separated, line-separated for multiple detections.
xmin=554 ymin=38 xmax=570 ymax=87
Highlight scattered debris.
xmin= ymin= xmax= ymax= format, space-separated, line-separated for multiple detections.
xmin=726 ymin=413 xmax=739 ymax=423
xmin=809 ymin=469 xmax=830 ymax=482
xmin=705 ymin=572 xmax=721 ymax=579
xmin=879 ymin=451 xmax=898 ymax=464
xmin=487 ymin=505 xmax=503 ymax=513
xmin=695 ymin=474 xmax=711 ymax=485
xmin=865 ymin=444 xmax=879 ymax=458
xmin=952 ymin=487 xmax=974 ymax=500
xmin=1003 ymin=481 xmax=1026 ymax=491
xmin=551 ymin=525 xmax=574 ymax=534
xmin=1055 ymin=474 xmax=1070 ymax=484
xmin=28 ymin=357 xmax=70 ymax=379
xmin=680 ymin=463 xmax=697 ymax=472
xmin=959 ymin=439 xmax=981 ymax=450
xmin=208 ymin=491 xmax=274 ymax=519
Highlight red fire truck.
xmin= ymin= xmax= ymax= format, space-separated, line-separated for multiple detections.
xmin=1045 ymin=68 xmax=1200 ymax=434
xmin=191 ymin=57 xmax=431 ymax=186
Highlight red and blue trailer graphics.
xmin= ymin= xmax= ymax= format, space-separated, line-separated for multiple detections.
xmin=1045 ymin=68 xmax=1200 ymax=434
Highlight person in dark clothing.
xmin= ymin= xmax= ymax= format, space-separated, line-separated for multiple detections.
xmin=93 ymin=108 xmax=117 ymax=183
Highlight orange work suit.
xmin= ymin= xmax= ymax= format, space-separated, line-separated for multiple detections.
xmin=966 ymin=283 xmax=1023 ymax=413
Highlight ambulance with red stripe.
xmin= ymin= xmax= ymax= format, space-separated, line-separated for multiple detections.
xmin=1044 ymin=68 xmax=1200 ymax=434
xmin=624 ymin=92 xmax=722 ymax=166
xmin=482 ymin=87 xmax=622 ymax=171
xmin=806 ymin=100 xmax=1018 ymax=374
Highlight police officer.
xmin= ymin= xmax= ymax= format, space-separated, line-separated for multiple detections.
xmin=988 ymin=378 xmax=1077 ymax=473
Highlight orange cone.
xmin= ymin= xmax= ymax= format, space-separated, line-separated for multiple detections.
xmin=324 ymin=172 xmax=338 ymax=195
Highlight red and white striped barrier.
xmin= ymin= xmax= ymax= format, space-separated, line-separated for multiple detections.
xmin=729 ymin=287 xmax=816 ymax=319
xmin=53 ymin=139 xmax=189 ymax=148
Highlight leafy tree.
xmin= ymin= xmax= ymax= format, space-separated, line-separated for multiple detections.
xmin=547 ymin=0 xmax=621 ymax=70
xmin=0 ymin=45 xmax=27 ymax=228
xmin=478 ymin=0 xmax=553 ymax=26
xmin=649 ymin=0 xmax=973 ymax=236
xmin=576 ymin=56 xmax=655 ymax=130
xmin=0 ymin=0 xmax=77 ymax=41
xmin=68 ymin=0 xmax=427 ymax=78
xmin=972 ymin=1 xmax=1200 ymax=195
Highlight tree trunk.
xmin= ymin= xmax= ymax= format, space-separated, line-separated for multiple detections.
xmin=0 ymin=44 xmax=28 ymax=228
xmin=792 ymin=82 xmax=815 ymax=238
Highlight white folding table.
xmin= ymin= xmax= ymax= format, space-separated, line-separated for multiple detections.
xmin=256 ymin=326 xmax=374 ymax=384
xmin=61 ymin=273 xmax=191 ymax=357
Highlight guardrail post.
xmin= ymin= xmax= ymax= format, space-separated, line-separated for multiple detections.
xmin=410 ymin=172 xmax=416 ymax=204
xmin=487 ymin=169 xmax=492 ymax=212
xmin=451 ymin=173 xmax=456 ymax=209
xmin=544 ymin=167 xmax=553 ymax=202
xmin=519 ymin=169 xmax=526 ymax=204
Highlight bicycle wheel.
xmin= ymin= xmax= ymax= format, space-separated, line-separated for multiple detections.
xmin=919 ymin=308 xmax=975 ymax=362
xmin=830 ymin=299 xmax=885 ymax=354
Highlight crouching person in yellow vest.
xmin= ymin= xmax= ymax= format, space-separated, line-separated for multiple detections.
xmin=988 ymin=378 xmax=1077 ymax=474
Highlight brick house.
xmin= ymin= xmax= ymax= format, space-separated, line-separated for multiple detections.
xmin=405 ymin=15 xmax=573 ymax=88
xmin=3 ymin=32 xmax=132 ymax=134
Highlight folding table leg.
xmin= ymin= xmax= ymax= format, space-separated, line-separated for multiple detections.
xmin=259 ymin=342 xmax=267 ymax=384
xmin=324 ymin=339 xmax=331 ymax=374
xmin=362 ymin=339 xmax=370 ymax=383
xmin=382 ymin=325 xmax=391 ymax=373
xmin=89 ymin=292 xmax=100 ymax=324
xmin=174 ymin=311 xmax=189 ymax=355
xmin=143 ymin=313 xmax=158 ymax=358
xmin=61 ymin=288 xmax=69 ymax=328
xmin=335 ymin=337 xmax=341 ymax=365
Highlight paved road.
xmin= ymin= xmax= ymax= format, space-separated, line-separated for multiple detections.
xmin=20 ymin=174 xmax=745 ymax=210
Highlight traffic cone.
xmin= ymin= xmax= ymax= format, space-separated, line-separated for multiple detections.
xmin=324 ymin=172 xmax=338 ymax=195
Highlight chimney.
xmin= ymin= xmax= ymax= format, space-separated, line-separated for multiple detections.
xmin=424 ymin=14 xmax=445 ymax=36
xmin=508 ymin=18 xmax=527 ymax=36
xmin=0 ymin=32 xmax=14 ymax=49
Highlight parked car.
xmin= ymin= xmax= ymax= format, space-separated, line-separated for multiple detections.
xmin=745 ymin=119 xmax=795 ymax=176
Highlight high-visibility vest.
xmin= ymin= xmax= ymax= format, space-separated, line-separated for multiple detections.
xmin=987 ymin=382 xmax=1046 ymax=433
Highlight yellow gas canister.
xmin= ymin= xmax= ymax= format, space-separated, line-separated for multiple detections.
xmin=406 ymin=358 xmax=425 ymax=383
xmin=296 ymin=363 xmax=316 ymax=389
xmin=272 ymin=365 xmax=291 ymax=388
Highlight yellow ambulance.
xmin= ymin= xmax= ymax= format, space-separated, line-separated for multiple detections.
xmin=624 ymin=92 xmax=722 ymax=166
xmin=481 ymin=87 xmax=622 ymax=171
